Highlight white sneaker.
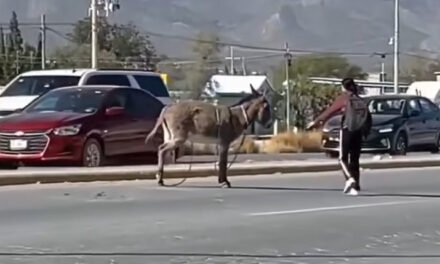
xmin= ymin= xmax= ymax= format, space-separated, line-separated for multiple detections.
xmin=343 ymin=178 xmax=356 ymax=194
xmin=347 ymin=188 xmax=359 ymax=196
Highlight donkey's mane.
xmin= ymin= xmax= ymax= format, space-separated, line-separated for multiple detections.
xmin=230 ymin=93 xmax=259 ymax=107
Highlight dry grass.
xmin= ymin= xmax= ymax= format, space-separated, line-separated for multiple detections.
xmin=177 ymin=131 xmax=323 ymax=155
xmin=299 ymin=131 xmax=323 ymax=152
xmin=261 ymin=131 xmax=323 ymax=154
xmin=260 ymin=132 xmax=302 ymax=153
xmin=236 ymin=136 xmax=259 ymax=154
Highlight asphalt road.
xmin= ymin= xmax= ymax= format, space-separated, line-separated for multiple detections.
xmin=1 ymin=167 xmax=440 ymax=263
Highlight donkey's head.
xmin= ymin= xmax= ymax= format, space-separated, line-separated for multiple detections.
xmin=246 ymin=85 xmax=273 ymax=129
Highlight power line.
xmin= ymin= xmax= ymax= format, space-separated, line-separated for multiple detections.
xmin=46 ymin=27 xmax=76 ymax=43
xmin=0 ymin=22 xmax=74 ymax=27
xmin=401 ymin=52 xmax=440 ymax=62
xmin=144 ymin=29 xmax=392 ymax=57
xmin=0 ymin=19 xmax=399 ymax=58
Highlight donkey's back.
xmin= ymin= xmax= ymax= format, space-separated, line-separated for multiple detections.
xmin=149 ymin=100 xmax=231 ymax=145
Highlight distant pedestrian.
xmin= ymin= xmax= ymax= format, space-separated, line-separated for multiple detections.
xmin=338 ymin=78 xmax=372 ymax=195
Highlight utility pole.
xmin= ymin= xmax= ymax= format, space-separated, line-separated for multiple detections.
xmin=393 ymin=0 xmax=400 ymax=94
xmin=241 ymin=57 xmax=246 ymax=75
xmin=284 ymin=42 xmax=292 ymax=132
xmin=376 ymin=53 xmax=386 ymax=94
xmin=90 ymin=0 xmax=98 ymax=68
xmin=229 ymin=46 xmax=234 ymax=75
xmin=89 ymin=0 xmax=121 ymax=69
xmin=15 ymin=50 xmax=19 ymax=74
xmin=30 ymin=50 xmax=34 ymax=70
xmin=40 ymin=14 xmax=46 ymax=70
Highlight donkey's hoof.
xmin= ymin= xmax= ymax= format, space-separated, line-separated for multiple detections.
xmin=158 ymin=180 xmax=165 ymax=187
xmin=220 ymin=181 xmax=231 ymax=188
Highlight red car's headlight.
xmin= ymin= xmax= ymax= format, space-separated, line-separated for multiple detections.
xmin=53 ymin=124 xmax=82 ymax=136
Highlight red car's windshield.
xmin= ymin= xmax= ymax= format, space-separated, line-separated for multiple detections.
xmin=25 ymin=89 xmax=106 ymax=114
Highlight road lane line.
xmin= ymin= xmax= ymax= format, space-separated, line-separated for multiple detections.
xmin=247 ymin=200 xmax=426 ymax=217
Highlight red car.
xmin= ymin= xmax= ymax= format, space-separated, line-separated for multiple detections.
xmin=0 ymin=85 xmax=165 ymax=169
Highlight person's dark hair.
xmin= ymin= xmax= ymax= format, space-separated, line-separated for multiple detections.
xmin=341 ymin=77 xmax=357 ymax=93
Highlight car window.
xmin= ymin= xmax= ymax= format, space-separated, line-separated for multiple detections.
xmin=133 ymin=75 xmax=170 ymax=97
xmin=25 ymin=89 xmax=106 ymax=114
xmin=85 ymin=74 xmax=130 ymax=86
xmin=419 ymin=98 xmax=439 ymax=114
xmin=368 ymin=98 xmax=405 ymax=115
xmin=1 ymin=76 xmax=80 ymax=97
xmin=407 ymin=99 xmax=421 ymax=113
xmin=104 ymin=90 xmax=129 ymax=109
xmin=125 ymin=89 xmax=164 ymax=118
xmin=32 ymin=96 xmax=58 ymax=110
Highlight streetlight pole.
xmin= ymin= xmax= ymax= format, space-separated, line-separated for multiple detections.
xmin=393 ymin=0 xmax=400 ymax=94
xmin=90 ymin=0 xmax=98 ymax=68
xmin=284 ymin=42 xmax=292 ymax=132
xmin=40 ymin=14 xmax=46 ymax=70
xmin=89 ymin=0 xmax=121 ymax=69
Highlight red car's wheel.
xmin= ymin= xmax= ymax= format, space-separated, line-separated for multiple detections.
xmin=82 ymin=138 xmax=105 ymax=167
xmin=0 ymin=163 xmax=18 ymax=170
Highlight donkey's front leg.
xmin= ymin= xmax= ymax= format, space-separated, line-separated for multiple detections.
xmin=217 ymin=144 xmax=231 ymax=188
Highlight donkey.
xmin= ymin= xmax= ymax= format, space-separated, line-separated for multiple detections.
xmin=144 ymin=85 xmax=273 ymax=188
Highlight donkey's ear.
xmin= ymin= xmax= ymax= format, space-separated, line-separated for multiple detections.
xmin=250 ymin=84 xmax=259 ymax=95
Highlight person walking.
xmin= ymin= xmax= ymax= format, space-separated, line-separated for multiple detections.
xmin=338 ymin=78 xmax=372 ymax=195
xmin=307 ymin=78 xmax=372 ymax=195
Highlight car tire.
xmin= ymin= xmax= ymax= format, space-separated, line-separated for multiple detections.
xmin=390 ymin=132 xmax=407 ymax=156
xmin=82 ymin=138 xmax=105 ymax=167
xmin=430 ymin=133 xmax=440 ymax=154
xmin=325 ymin=151 xmax=339 ymax=159
xmin=0 ymin=163 xmax=19 ymax=170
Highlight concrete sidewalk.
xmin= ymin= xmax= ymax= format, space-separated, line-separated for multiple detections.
xmin=0 ymin=155 xmax=439 ymax=187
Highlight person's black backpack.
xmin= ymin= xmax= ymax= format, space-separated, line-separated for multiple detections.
xmin=343 ymin=93 xmax=372 ymax=137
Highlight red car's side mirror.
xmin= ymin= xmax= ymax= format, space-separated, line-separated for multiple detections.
xmin=105 ymin=106 xmax=125 ymax=116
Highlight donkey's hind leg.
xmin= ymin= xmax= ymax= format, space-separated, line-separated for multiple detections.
xmin=217 ymin=144 xmax=231 ymax=188
xmin=157 ymin=139 xmax=185 ymax=186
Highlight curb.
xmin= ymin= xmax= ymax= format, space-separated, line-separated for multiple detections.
xmin=0 ymin=158 xmax=439 ymax=187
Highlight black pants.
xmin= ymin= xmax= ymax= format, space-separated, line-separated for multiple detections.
xmin=339 ymin=128 xmax=362 ymax=189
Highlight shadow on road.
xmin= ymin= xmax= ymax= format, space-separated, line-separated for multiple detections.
xmin=179 ymin=185 xmax=342 ymax=192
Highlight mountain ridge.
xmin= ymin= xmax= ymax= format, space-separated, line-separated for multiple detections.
xmin=0 ymin=0 xmax=438 ymax=71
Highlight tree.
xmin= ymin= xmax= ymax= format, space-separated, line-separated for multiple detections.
xmin=0 ymin=11 xmax=41 ymax=84
xmin=65 ymin=17 xmax=158 ymax=69
xmin=400 ymin=56 xmax=440 ymax=82
xmin=271 ymin=54 xmax=361 ymax=130
xmin=281 ymin=76 xmax=341 ymax=129
xmin=9 ymin=11 xmax=23 ymax=53
xmin=184 ymin=32 xmax=222 ymax=99
xmin=51 ymin=44 xmax=120 ymax=69
xmin=67 ymin=17 xmax=112 ymax=52
xmin=1 ymin=11 xmax=24 ymax=83
xmin=111 ymin=23 xmax=156 ymax=60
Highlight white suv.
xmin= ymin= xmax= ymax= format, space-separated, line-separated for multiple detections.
xmin=0 ymin=68 xmax=172 ymax=117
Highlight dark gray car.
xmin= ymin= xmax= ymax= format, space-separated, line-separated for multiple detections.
xmin=321 ymin=94 xmax=440 ymax=157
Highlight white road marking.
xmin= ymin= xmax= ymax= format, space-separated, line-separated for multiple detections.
xmin=247 ymin=200 xmax=425 ymax=216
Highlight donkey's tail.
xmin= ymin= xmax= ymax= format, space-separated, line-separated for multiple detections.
xmin=145 ymin=106 xmax=168 ymax=144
